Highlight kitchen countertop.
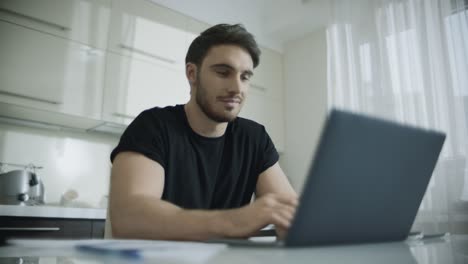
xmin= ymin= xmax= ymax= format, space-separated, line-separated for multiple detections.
xmin=0 ymin=204 xmax=106 ymax=220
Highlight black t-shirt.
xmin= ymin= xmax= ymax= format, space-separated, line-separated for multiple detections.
xmin=110 ymin=104 xmax=279 ymax=209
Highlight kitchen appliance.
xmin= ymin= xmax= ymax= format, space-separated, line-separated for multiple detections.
xmin=0 ymin=163 xmax=45 ymax=205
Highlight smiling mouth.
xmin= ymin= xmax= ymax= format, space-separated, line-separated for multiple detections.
xmin=218 ymin=98 xmax=241 ymax=109
xmin=218 ymin=97 xmax=241 ymax=104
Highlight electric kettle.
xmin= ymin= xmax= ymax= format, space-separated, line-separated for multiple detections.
xmin=0 ymin=170 xmax=45 ymax=205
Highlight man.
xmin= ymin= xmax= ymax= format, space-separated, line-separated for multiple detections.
xmin=109 ymin=24 xmax=297 ymax=241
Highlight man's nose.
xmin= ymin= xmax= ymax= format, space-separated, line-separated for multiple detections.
xmin=227 ymin=76 xmax=244 ymax=94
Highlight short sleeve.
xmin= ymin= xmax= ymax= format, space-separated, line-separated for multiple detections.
xmin=256 ymin=126 xmax=279 ymax=175
xmin=110 ymin=110 xmax=167 ymax=168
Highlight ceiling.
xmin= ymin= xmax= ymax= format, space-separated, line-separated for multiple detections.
xmin=149 ymin=0 xmax=331 ymax=52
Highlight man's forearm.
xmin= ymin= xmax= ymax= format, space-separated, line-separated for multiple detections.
xmin=110 ymin=195 xmax=232 ymax=241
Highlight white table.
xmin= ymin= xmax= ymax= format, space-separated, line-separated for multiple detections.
xmin=0 ymin=235 xmax=467 ymax=264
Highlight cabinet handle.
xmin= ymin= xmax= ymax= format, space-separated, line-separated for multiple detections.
xmin=0 ymin=8 xmax=70 ymax=31
xmin=0 ymin=227 xmax=60 ymax=231
xmin=112 ymin=112 xmax=136 ymax=119
xmin=0 ymin=90 xmax=62 ymax=104
xmin=251 ymin=84 xmax=267 ymax=92
xmin=119 ymin=44 xmax=177 ymax=65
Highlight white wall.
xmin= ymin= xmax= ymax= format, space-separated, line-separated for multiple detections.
xmin=281 ymin=28 xmax=328 ymax=193
xmin=0 ymin=123 xmax=118 ymax=208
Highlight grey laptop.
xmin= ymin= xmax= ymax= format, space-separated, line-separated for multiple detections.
xmin=210 ymin=109 xmax=446 ymax=247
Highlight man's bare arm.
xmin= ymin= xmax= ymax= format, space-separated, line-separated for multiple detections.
xmin=255 ymin=162 xmax=298 ymax=238
xmin=256 ymin=162 xmax=296 ymax=197
xmin=109 ymin=152 xmax=297 ymax=241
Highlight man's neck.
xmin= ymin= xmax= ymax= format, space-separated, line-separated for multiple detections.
xmin=184 ymin=101 xmax=228 ymax=138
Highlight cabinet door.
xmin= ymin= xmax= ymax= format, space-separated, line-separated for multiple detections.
xmin=0 ymin=216 xmax=63 ymax=238
xmin=0 ymin=21 xmax=105 ymax=121
xmin=61 ymin=219 xmax=93 ymax=238
xmin=103 ymin=0 xmax=194 ymax=124
xmin=103 ymin=52 xmax=190 ymax=124
xmin=108 ymin=0 xmax=191 ymax=69
xmin=0 ymin=21 xmax=63 ymax=103
xmin=0 ymin=0 xmax=111 ymax=49
xmin=0 ymin=216 xmax=93 ymax=239
xmin=91 ymin=220 xmax=105 ymax=238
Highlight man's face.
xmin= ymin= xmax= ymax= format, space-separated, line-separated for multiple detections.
xmin=192 ymin=45 xmax=254 ymax=123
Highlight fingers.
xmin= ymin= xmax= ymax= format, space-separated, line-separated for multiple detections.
xmin=275 ymin=225 xmax=287 ymax=240
xmin=275 ymin=195 xmax=299 ymax=207
xmin=265 ymin=193 xmax=299 ymax=207
xmin=224 ymin=194 xmax=299 ymax=238
xmin=277 ymin=203 xmax=296 ymax=222
xmin=256 ymin=193 xmax=298 ymax=230
xmin=270 ymin=204 xmax=296 ymax=229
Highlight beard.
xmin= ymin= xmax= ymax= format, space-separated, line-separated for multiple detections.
xmin=195 ymin=73 xmax=241 ymax=123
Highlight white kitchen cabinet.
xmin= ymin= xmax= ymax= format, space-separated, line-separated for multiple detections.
xmin=103 ymin=51 xmax=190 ymax=125
xmin=0 ymin=0 xmax=286 ymax=142
xmin=0 ymin=0 xmax=111 ymax=49
xmin=102 ymin=0 xmax=195 ymax=124
xmin=0 ymin=21 xmax=105 ymax=127
xmin=108 ymin=0 xmax=192 ymax=69
xmin=184 ymin=17 xmax=209 ymax=42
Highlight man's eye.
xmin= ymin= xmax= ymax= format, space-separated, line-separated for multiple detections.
xmin=216 ymin=71 xmax=229 ymax=77
xmin=241 ymin=75 xmax=251 ymax=81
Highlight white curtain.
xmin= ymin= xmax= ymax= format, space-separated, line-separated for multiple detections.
xmin=327 ymin=0 xmax=468 ymax=234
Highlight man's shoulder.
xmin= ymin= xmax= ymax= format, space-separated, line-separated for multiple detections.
xmin=232 ymin=116 xmax=267 ymax=136
xmin=235 ymin=116 xmax=262 ymax=127
xmin=138 ymin=104 xmax=183 ymax=121
xmin=125 ymin=105 xmax=184 ymax=135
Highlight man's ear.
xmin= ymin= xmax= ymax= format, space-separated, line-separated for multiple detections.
xmin=186 ymin=63 xmax=197 ymax=85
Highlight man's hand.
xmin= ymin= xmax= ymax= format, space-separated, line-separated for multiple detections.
xmin=254 ymin=163 xmax=298 ymax=240
xmin=220 ymin=193 xmax=298 ymax=239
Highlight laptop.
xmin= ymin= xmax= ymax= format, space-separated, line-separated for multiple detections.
xmin=209 ymin=109 xmax=446 ymax=247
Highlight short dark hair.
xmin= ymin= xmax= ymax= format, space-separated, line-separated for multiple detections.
xmin=185 ymin=23 xmax=261 ymax=68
